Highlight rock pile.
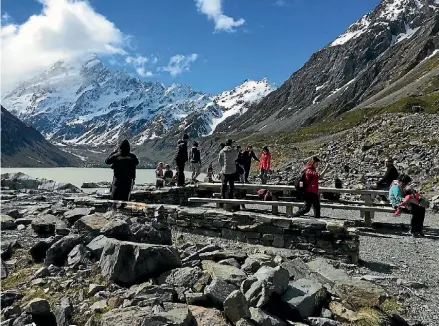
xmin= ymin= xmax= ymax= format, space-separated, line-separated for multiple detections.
xmin=1 ymin=186 xmax=412 ymax=326
xmin=278 ymin=113 xmax=439 ymax=198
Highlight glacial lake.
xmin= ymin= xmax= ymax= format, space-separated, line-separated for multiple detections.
xmin=1 ymin=167 xmax=203 ymax=189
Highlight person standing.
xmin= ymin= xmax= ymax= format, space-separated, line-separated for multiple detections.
xmin=190 ymin=141 xmax=202 ymax=182
xmin=293 ymin=157 xmax=328 ymax=219
xmin=259 ymin=146 xmax=272 ymax=184
xmin=242 ymin=145 xmax=259 ymax=183
xmin=175 ymin=134 xmax=189 ymax=187
xmin=219 ymin=139 xmax=238 ymax=199
xmin=236 ymin=145 xmax=245 ymax=183
xmin=105 ymin=139 xmax=139 ymax=201
xmin=389 ymin=174 xmax=425 ymax=236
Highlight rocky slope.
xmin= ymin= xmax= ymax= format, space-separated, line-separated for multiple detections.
xmin=2 ymin=56 xmax=274 ymax=147
xmin=1 ymin=180 xmax=427 ymax=326
xmin=220 ymin=0 xmax=439 ymax=134
xmin=0 ymin=106 xmax=80 ymax=167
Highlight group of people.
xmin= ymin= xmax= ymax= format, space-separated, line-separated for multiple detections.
xmin=104 ymin=138 xmax=427 ymax=236
xmin=291 ymin=156 xmax=426 ymax=236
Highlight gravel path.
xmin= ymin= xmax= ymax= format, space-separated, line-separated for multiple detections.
xmin=201 ymin=202 xmax=439 ymax=325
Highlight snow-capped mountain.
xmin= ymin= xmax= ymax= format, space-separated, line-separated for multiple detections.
xmin=2 ymin=56 xmax=275 ymax=146
xmin=222 ymin=0 xmax=439 ymax=135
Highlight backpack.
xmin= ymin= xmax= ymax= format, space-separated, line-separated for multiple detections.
xmin=294 ymin=169 xmax=308 ymax=192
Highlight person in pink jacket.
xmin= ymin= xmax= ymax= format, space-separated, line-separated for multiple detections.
xmin=259 ymin=146 xmax=271 ymax=184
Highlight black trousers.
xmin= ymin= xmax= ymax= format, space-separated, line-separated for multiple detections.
xmin=176 ymin=163 xmax=185 ymax=187
xmin=111 ymin=180 xmax=133 ymax=201
xmin=293 ymin=192 xmax=321 ymax=218
xmin=409 ymin=205 xmax=426 ymax=233
xmin=244 ymin=165 xmax=251 ymax=182
xmin=221 ymin=173 xmax=235 ymax=199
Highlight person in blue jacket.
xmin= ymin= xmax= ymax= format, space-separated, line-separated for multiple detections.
xmin=389 ymin=174 xmax=426 ymax=237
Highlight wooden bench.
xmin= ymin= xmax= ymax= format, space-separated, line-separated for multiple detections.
xmin=196 ymin=183 xmax=392 ymax=225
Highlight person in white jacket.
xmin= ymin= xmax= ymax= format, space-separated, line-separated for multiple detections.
xmin=219 ymin=139 xmax=238 ymax=199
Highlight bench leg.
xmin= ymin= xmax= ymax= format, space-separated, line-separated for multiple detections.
xmin=284 ymin=190 xmax=293 ymax=216
xmin=362 ymin=194 xmax=373 ymax=226
xmin=272 ymin=193 xmax=278 ymax=215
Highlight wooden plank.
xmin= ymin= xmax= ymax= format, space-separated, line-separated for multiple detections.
xmin=197 ymin=183 xmax=388 ymax=196
xmin=188 ymin=197 xmax=394 ymax=213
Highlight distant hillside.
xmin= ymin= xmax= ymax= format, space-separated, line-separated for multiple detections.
xmin=1 ymin=106 xmax=80 ymax=167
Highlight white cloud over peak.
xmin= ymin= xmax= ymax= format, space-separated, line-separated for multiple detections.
xmin=161 ymin=54 xmax=199 ymax=77
xmin=195 ymin=0 xmax=245 ymax=32
xmin=1 ymin=0 xmax=126 ymax=92
xmin=125 ymin=55 xmax=154 ymax=77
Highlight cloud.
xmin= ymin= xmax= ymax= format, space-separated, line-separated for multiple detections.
xmin=195 ymin=0 xmax=245 ymax=32
xmin=125 ymin=55 xmax=154 ymax=77
xmin=1 ymin=12 xmax=12 ymax=24
xmin=274 ymin=0 xmax=288 ymax=6
xmin=125 ymin=55 xmax=148 ymax=66
xmin=136 ymin=67 xmax=153 ymax=77
xmin=161 ymin=54 xmax=199 ymax=77
xmin=1 ymin=0 xmax=126 ymax=92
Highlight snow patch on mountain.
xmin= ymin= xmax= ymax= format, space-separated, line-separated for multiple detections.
xmin=207 ymin=78 xmax=274 ymax=135
xmin=2 ymin=56 xmax=275 ymax=146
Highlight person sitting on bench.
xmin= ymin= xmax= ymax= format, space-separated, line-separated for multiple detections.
xmin=375 ymin=157 xmax=399 ymax=190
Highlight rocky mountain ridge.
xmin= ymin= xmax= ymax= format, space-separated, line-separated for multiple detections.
xmin=0 ymin=106 xmax=80 ymax=167
xmin=219 ymin=0 xmax=439 ymax=134
xmin=2 ymin=56 xmax=274 ymax=147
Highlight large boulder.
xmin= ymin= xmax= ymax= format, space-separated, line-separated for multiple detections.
xmin=204 ymin=278 xmax=238 ymax=307
xmin=202 ymin=260 xmax=247 ymax=286
xmin=63 ymin=207 xmax=94 ymax=224
xmin=24 ymin=298 xmax=51 ymax=315
xmin=158 ymin=267 xmax=203 ymax=289
xmin=44 ymin=234 xmax=83 ymax=266
xmin=31 ymin=214 xmax=59 ymax=235
xmin=188 ymin=305 xmax=229 ymax=326
xmin=307 ymin=258 xmax=386 ymax=309
xmin=74 ymin=213 xmax=132 ymax=240
xmin=86 ymin=235 xmax=109 ymax=259
xmin=30 ymin=237 xmax=58 ymax=263
xmin=99 ymin=238 xmax=181 ymax=285
xmin=95 ymin=307 xmax=193 ymax=326
xmin=224 ymin=290 xmax=251 ymax=324
xmin=241 ymin=254 xmax=275 ymax=274
xmin=281 ymin=278 xmax=326 ymax=319
xmin=53 ymin=297 xmax=73 ymax=326
xmin=249 ymin=307 xmax=286 ymax=326
xmin=67 ymin=244 xmax=91 ymax=268
xmin=130 ymin=222 xmax=171 ymax=245
xmin=241 ymin=266 xmax=289 ymax=308
xmin=1 ymin=215 xmax=16 ymax=230
xmin=131 ymin=282 xmax=176 ymax=303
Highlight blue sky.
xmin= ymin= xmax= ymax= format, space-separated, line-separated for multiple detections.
xmin=1 ymin=0 xmax=380 ymax=94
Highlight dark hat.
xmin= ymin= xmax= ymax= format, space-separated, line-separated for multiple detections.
xmin=312 ymin=156 xmax=321 ymax=162
xmin=183 ymin=134 xmax=189 ymax=140
xmin=225 ymin=139 xmax=233 ymax=146
xmin=193 ymin=141 xmax=199 ymax=147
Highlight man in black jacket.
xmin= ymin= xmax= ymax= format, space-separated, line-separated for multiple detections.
xmin=175 ymin=134 xmax=189 ymax=186
xmin=105 ymin=139 xmax=139 ymax=201
xmin=242 ymin=145 xmax=259 ymax=183
xmin=375 ymin=157 xmax=399 ymax=189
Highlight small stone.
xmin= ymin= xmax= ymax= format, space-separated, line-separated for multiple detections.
xmin=53 ymin=297 xmax=73 ymax=326
xmin=67 ymin=244 xmax=91 ymax=267
xmin=31 ymin=214 xmax=59 ymax=235
xmin=34 ymin=267 xmax=50 ymax=278
xmin=89 ymin=299 xmax=107 ymax=312
xmin=2 ymin=305 xmax=21 ymax=319
xmin=307 ymin=317 xmax=342 ymax=326
xmin=86 ymin=235 xmax=109 ymax=259
xmin=24 ymin=298 xmax=51 ymax=315
xmin=88 ymin=284 xmax=106 ymax=297
xmin=185 ymin=292 xmax=208 ymax=305
xmin=236 ymin=319 xmax=255 ymax=326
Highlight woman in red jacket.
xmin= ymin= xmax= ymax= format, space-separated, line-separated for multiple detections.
xmin=293 ymin=156 xmax=328 ymax=218
xmin=259 ymin=146 xmax=271 ymax=184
